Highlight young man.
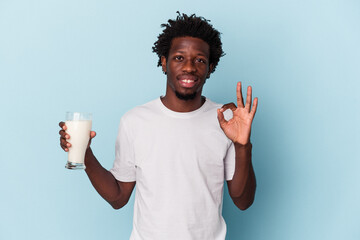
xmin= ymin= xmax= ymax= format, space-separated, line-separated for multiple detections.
xmin=59 ymin=13 xmax=258 ymax=240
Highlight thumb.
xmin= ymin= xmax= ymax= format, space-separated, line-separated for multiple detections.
xmin=87 ymin=131 xmax=96 ymax=149
xmin=90 ymin=131 xmax=96 ymax=139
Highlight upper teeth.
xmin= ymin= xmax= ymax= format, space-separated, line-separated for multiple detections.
xmin=182 ymin=80 xmax=194 ymax=83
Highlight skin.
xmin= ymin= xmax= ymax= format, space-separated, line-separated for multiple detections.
xmin=59 ymin=125 xmax=135 ymax=209
xmin=160 ymin=37 xmax=213 ymax=112
xmin=218 ymin=82 xmax=258 ymax=210
xmin=59 ymin=36 xmax=258 ymax=211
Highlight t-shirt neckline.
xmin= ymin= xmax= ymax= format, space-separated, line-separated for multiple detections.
xmin=156 ymin=96 xmax=210 ymax=118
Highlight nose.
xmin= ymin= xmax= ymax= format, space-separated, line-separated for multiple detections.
xmin=182 ymin=59 xmax=196 ymax=73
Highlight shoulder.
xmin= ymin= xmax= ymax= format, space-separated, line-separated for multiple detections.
xmin=204 ymin=98 xmax=233 ymax=121
xmin=204 ymin=98 xmax=222 ymax=109
xmin=120 ymin=98 xmax=161 ymax=124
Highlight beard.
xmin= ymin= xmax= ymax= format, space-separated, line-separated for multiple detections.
xmin=175 ymin=90 xmax=197 ymax=101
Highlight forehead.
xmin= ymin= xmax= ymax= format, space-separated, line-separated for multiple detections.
xmin=169 ymin=37 xmax=210 ymax=57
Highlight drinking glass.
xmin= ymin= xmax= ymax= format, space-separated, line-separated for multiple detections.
xmin=65 ymin=112 xmax=92 ymax=170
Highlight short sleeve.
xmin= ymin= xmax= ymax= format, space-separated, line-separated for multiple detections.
xmin=222 ymin=108 xmax=235 ymax=181
xmin=109 ymin=117 xmax=136 ymax=182
xmin=224 ymin=142 xmax=235 ymax=181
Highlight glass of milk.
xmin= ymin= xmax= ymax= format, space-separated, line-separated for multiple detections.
xmin=65 ymin=112 xmax=92 ymax=170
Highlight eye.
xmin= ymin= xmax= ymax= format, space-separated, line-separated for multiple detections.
xmin=174 ymin=55 xmax=183 ymax=61
xmin=196 ymin=58 xmax=207 ymax=64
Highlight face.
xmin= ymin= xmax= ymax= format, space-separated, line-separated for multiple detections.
xmin=161 ymin=37 xmax=213 ymax=100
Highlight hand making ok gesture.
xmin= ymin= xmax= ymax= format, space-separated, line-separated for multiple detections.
xmin=217 ymin=82 xmax=258 ymax=145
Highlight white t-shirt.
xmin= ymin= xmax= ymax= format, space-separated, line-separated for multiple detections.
xmin=110 ymin=97 xmax=235 ymax=240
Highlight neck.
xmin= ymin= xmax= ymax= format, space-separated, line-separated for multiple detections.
xmin=161 ymin=92 xmax=205 ymax=112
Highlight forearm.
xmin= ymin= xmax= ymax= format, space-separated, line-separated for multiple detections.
xmin=84 ymin=148 xmax=126 ymax=208
xmin=227 ymin=142 xmax=256 ymax=210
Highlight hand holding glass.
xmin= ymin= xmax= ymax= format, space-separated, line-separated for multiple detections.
xmin=65 ymin=112 xmax=92 ymax=170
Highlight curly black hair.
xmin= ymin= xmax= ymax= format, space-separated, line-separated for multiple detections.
xmin=152 ymin=12 xmax=225 ymax=74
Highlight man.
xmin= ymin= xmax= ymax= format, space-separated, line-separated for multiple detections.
xmin=59 ymin=13 xmax=258 ymax=240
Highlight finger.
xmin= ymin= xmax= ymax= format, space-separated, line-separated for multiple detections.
xmin=60 ymin=137 xmax=71 ymax=147
xmin=87 ymin=131 xmax=96 ymax=149
xmin=217 ymin=109 xmax=227 ymax=127
xmin=60 ymin=138 xmax=71 ymax=151
xmin=237 ymin=82 xmax=244 ymax=108
xmin=220 ymin=103 xmax=237 ymax=112
xmin=90 ymin=131 xmax=96 ymax=139
xmin=245 ymin=86 xmax=252 ymax=112
xmin=250 ymin=97 xmax=258 ymax=118
xmin=59 ymin=129 xmax=70 ymax=139
xmin=60 ymin=140 xmax=68 ymax=152
xmin=59 ymin=121 xmax=67 ymax=130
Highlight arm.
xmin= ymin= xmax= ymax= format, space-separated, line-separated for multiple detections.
xmin=59 ymin=122 xmax=135 ymax=209
xmin=84 ymin=148 xmax=135 ymax=209
xmin=226 ymin=142 xmax=256 ymax=210
xmin=217 ymin=82 xmax=258 ymax=210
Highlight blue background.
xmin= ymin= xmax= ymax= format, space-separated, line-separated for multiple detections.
xmin=1 ymin=0 xmax=359 ymax=239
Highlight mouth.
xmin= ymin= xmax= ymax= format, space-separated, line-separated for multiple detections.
xmin=177 ymin=75 xmax=198 ymax=88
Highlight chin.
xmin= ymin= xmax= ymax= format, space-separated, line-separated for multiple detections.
xmin=175 ymin=91 xmax=197 ymax=101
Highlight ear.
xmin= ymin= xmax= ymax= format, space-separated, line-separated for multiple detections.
xmin=161 ymin=56 xmax=167 ymax=74
xmin=206 ymin=63 xmax=214 ymax=78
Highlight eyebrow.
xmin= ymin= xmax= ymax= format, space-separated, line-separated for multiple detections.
xmin=173 ymin=50 xmax=208 ymax=57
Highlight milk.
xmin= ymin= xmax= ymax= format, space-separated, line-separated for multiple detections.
xmin=65 ymin=120 xmax=92 ymax=165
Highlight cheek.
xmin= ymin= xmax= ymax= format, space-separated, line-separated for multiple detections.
xmin=167 ymin=62 xmax=180 ymax=75
xmin=166 ymin=71 xmax=176 ymax=88
xmin=200 ymin=67 xmax=210 ymax=78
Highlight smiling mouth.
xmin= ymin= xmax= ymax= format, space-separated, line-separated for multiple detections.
xmin=178 ymin=78 xmax=197 ymax=88
xmin=181 ymin=79 xmax=195 ymax=83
